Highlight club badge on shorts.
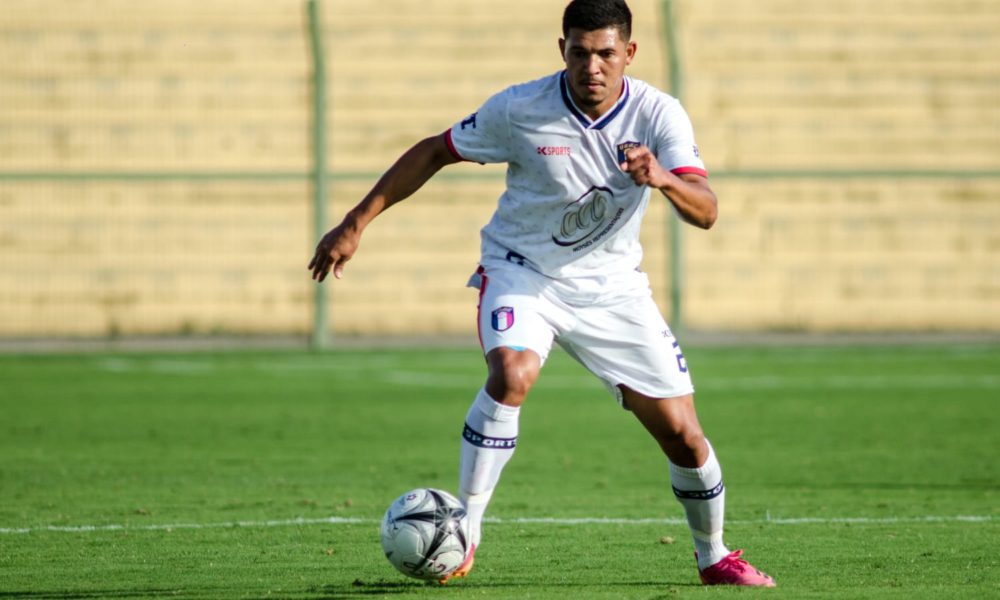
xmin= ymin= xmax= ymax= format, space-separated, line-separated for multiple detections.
xmin=491 ymin=306 xmax=515 ymax=332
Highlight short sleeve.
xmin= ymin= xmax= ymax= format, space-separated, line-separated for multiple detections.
xmin=446 ymin=89 xmax=512 ymax=165
xmin=651 ymin=97 xmax=707 ymax=178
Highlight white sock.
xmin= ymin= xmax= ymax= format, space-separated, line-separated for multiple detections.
xmin=459 ymin=387 xmax=519 ymax=547
xmin=669 ymin=439 xmax=730 ymax=570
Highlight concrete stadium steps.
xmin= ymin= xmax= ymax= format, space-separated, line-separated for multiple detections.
xmin=4 ymin=0 xmax=995 ymax=173
xmin=676 ymin=0 xmax=1000 ymax=171
xmin=320 ymin=0 xmax=668 ymax=171
xmin=0 ymin=0 xmax=308 ymax=170
xmin=0 ymin=0 xmax=672 ymax=337
xmin=685 ymin=0 xmax=997 ymax=19
xmin=0 ymin=180 xmax=312 ymax=336
xmin=1 ymin=0 xmax=304 ymax=27
xmin=686 ymin=177 xmax=1000 ymax=331
xmin=0 ymin=32 xmax=307 ymax=77
xmin=0 ymin=0 xmax=668 ymax=172
xmin=0 ymin=2 xmax=307 ymax=77
xmin=0 ymin=0 xmax=997 ymax=336
xmin=1 ymin=122 xmax=308 ymax=170
xmin=697 ymin=129 xmax=1000 ymax=171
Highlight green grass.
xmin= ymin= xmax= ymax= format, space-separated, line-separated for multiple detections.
xmin=1 ymin=343 xmax=997 ymax=598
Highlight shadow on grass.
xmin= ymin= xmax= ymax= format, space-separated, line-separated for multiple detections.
xmin=298 ymin=578 xmax=701 ymax=599
xmin=305 ymin=580 xmax=419 ymax=597
xmin=0 ymin=591 xmax=184 ymax=599
xmin=0 ymin=579 xmax=702 ymax=600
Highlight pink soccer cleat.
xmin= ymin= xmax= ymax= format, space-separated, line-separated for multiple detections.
xmin=697 ymin=550 xmax=776 ymax=587
xmin=438 ymin=544 xmax=476 ymax=584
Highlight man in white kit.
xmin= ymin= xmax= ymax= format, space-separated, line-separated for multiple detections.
xmin=309 ymin=0 xmax=775 ymax=587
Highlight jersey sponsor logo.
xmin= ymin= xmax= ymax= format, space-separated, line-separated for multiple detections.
xmin=616 ymin=140 xmax=641 ymax=163
xmin=491 ymin=306 xmax=515 ymax=331
xmin=536 ymin=145 xmax=571 ymax=156
xmin=552 ymin=185 xmax=624 ymax=250
xmin=569 ymin=207 xmax=625 ymax=252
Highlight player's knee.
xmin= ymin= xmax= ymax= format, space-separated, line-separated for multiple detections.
xmin=657 ymin=426 xmax=707 ymax=465
xmin=485 ymin=348 xmax=540 ymax=406
xmin=672 ymin=417 xmax=705 ymax=443
xmin=487 ymin=366 xmax=537 ymax=405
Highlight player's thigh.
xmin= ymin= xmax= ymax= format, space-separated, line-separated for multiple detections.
xmin=476 ymin=263 xmax=560 ymax=365
xmin=559 ymin=293 xmax=694 ymax=405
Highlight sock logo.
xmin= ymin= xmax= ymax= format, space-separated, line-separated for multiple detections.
xmin=463 ymin=423 xmax=517 ymax=449
xmin=672 ymin=480 xmax=724 ymax=500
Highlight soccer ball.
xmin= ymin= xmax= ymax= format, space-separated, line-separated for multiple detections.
xmin=380 ymin=488 xmax=470 ymax=581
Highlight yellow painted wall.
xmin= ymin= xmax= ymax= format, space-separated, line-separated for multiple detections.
xmin=676 ymin=0 xmax=1000 ymax=331
xmin=0 ymin=0 xmax=996 ymax=337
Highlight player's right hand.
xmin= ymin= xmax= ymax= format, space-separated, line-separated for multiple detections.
xmin=620 ymin=145 xmax=670 ymax=189
xmin=309 ymin=222 xmax=360 ymax=282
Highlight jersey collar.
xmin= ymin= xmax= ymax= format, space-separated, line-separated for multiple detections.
xmin=560 ymin=71 xmax=631 ymax=131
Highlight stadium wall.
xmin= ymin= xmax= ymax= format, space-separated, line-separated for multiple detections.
xmin=0 ymin=0 xmax=997 ymax=340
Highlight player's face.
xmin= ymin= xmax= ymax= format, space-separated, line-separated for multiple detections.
xmin=559 ymin=27 xmax=636 ymax=119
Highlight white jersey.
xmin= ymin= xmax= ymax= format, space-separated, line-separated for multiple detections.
xmin=447 ymin=70 xmax=706 ymax=285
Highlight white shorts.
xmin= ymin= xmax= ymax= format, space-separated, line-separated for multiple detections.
xmin=470 ymin=260 xmax=694 ymax=405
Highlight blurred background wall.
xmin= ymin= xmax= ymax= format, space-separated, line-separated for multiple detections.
xmin=1 ymin=0 xmax=997 ymax=342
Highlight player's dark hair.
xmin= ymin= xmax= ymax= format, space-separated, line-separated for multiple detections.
xmin=562 ymin=0 xmax=632 ymax=41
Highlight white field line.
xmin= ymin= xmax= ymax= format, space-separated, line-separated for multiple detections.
xmin=1 ymin=514 xmax=993 ymax=535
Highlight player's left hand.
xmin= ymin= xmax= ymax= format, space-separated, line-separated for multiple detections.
xmin=620 ymin=146 xmax=670 ymax=189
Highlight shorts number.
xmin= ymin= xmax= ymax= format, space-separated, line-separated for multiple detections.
xmin=672 ymin=341 xmax=688 ymax=373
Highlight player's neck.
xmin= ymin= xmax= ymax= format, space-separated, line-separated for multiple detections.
xmin=568 ymin=80 xmax=626 ymax=121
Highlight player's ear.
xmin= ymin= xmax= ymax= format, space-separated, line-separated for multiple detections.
xmin=625 ymin=40 xmax=637 ymax=65
xmin=558 ymin=37 xmax=566 ymax=60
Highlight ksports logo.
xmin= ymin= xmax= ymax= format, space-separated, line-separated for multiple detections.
xmin=537 ymin=146 xmax=571 ymax=156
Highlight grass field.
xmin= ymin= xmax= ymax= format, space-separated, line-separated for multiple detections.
xmin=1 ymin=343 xmax=997 ymax=598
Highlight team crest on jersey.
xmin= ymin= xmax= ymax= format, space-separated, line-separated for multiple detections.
xmin=617 ymin=141 xmax=641 ymax=163
xmin=491 ymin=307 xmax=515 ymax=332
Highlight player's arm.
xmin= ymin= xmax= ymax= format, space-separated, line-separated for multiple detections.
xmin=309 ymin=132 xmax=460 ymax=282
xmin=620 ymin=146 xmax=718 ymax=229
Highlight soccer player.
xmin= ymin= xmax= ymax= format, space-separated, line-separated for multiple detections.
xmin=309 ymin=0 xmax=775 ymax=587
